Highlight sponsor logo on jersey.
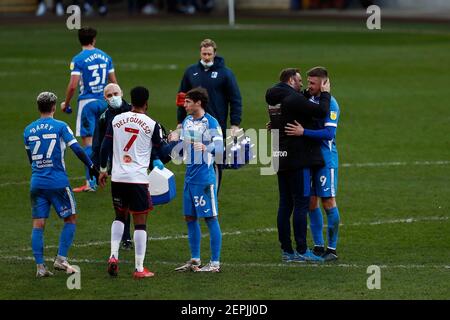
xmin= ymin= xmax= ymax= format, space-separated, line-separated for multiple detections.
xmin=211 ymin=72 xmax=218 ymax=78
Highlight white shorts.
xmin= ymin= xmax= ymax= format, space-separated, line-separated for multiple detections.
xmin=76 ymin=98 xmax=97 ymax=137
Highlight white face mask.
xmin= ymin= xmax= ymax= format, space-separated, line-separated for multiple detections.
xmin=108 ymin=95 xmax=122 ymax=109
xmin=200 ymin=60 xmax=214 ymax=68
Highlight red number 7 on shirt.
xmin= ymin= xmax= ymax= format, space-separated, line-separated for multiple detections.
xmin=124 ymin=127 xmax=139 ymax=151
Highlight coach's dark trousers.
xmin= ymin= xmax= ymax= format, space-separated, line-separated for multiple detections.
xmin=277 ymin=168 xmax=310 ymax=254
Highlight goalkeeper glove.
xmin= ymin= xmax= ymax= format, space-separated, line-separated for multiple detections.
xmin=176 ymin=92 xmax=186 ymax=107
xmin=65 ymin=105 xmax=72 ymax=114
xmin=152 ymin=159 xmax=164 ymax=170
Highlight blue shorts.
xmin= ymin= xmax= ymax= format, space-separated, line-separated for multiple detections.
xmin=311 ymin=167 xmax=338 ymax=198
xmin=183 ymin=182 xmax=218 ymax=218
xmin=30 ymin=187 xmax=77 ymax=219
xmin=79 ymin=99 xmax=104 ymax=137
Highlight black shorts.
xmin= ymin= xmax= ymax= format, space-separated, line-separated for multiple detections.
xmin=111 ymin=182 xmax=153 ymax=214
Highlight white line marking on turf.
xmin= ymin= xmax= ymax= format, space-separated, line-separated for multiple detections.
xmin=4 ymin=216 xmax=447 ymax=253
xmin=1 ymin=160 xmax=449 ymax=187
xmin=74 ymin=24 xmax=450 ymax=36
xmin=0 ymin=176 xmax=86 ymax=187
xmin=0 ymin=58 xmax=178 ymax=72
xmin=341 ymin=160 xmax=450 ymax=168
xmin=119 ymin=62 xmax=178 ymax=71
xmin=349 ymin=216 xmax=448 ymax=226
xmin=2 ymin=255 xmax=449 ymax=270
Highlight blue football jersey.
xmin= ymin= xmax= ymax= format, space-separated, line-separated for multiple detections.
xmin=24 ymin=118 xmax=78 ymax=189
xmin=181 ymin=113 xmax=223 ymax=185
xmin=310 ymin=95 xmax=340 ymax=168
xmin=70 ymin=48 xmax=114 ymax=101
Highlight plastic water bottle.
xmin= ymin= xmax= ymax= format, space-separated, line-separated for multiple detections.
xmin=65 ymin=105 xmax=72 ymax=114
xmin=243 ymin=138 xmax=250 ymax=163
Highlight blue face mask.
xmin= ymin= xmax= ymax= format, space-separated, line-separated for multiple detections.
xmin=108 ymin=95 xmax=122 ymax=109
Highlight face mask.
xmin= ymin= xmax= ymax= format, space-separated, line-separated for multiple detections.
xmin=108 ymin=95 xmax=122 ymax=109
xmin=200 ymin=60 xmax=214 ymax=68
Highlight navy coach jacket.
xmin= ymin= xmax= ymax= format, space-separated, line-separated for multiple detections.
xmin=177 ymin=56 xmax=242 ymax=134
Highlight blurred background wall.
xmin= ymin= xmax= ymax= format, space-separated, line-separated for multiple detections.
xmin=2 ymin=0 xmax=450 ymax=15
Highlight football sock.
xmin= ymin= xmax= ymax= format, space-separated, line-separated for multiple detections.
xmin=309 ymin=207 xmax=324 ymax=247
xmin=83 ymin=145 xmax=93 ymax=182
xmin=206 ymin=218 xmax=222 ymax=262
xmin=134 ymin=230 xmax=147 ymax=272
xmin=325 ymin=207 xmax=340 ymax=250
xmin=57 ymin=223 xmax=76 ymax=258
xmin=31 ymin=228 xmax=44 ymax=265
xmin=110 ymin=220 xmax=124 ymax=259
xmin=187 ymin=220 xmax=201 ymax=260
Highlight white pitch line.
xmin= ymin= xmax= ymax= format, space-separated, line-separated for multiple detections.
xmin=1 ymin=160 xmax=449 ymax=188
xmin=70 ymin=24 xmax=450 ymax=36
xmin=350 ymin=216 xmax=449 ymax=226
xmin=341 ymin=160 xmax=450 ymax=168
xmin=4 ymin=216 xmax=447 ymax=254
xmin=1 ymin=255 xmax=448 ymax=270
xmin=0 ymin=57 xmax=178 ymax=72
xmin=3 ymin=23 xmax=449 ymax=36
xmin=0 ymin=176 xmax=85 ymax=187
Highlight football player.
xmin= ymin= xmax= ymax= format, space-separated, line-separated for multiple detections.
xmin=99 ymin=86 xmax=164 ymax=279
xmin=24 ymin=92 xmax=98 ymax=277
xmin=172 ymin=87 xmax=224 ymax=273
xmin=61 ymin=27 xmax=117 ymax=192
xmin=285 ymin=66 xmax=341 ymax=261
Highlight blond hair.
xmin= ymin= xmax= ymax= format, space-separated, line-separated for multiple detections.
xmin=200 ymin=39 xmax=217 ymax=52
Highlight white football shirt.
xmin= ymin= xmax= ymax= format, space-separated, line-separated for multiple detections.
xmin=110 ymin=111 xmax=157 ymax=183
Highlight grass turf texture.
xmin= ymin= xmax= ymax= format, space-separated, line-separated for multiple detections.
xmin=0 ymin=18 xmax=449 ymax=299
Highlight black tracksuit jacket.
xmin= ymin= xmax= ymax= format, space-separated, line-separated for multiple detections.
xmin=265 ymin=82 xmax=331 ymax=172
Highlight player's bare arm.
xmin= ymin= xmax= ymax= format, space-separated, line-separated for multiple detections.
xmin=61 ymin=74 xmax=80 ymax=112
xmin=108 ymin=71 xmax=118 ymax=84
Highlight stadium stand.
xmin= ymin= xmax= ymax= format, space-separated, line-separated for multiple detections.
xmin=0 ymin=0 xmax=36 ymax=13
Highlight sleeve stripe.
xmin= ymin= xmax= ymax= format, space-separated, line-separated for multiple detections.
xmin=108 ymin=69 xmax=115 ymax=73
xmin=324 ymin=123 xmax=337 ymax=127
xmin=25 ymin=146 xmax=30 ymax=150
xmin=67 ymin=139 xmax=78 ymax=146
xmin=213 ymin=136 xmax=223 ymax=141
xmin=71 ymin=71 xmax=81 ymax=75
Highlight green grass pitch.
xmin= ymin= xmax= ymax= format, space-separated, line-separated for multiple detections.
xmin=0 ymin=17 xmax=449 ymax=300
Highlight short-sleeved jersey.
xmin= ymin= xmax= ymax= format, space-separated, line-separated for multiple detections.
xmin=108 ymin=111 xmax=159 ymax=184
xmin=181 ymin=113 xmax=223 ymax=185
xmin=23 ymin=118 xmax=78 ymax=189
xmin=310 ymin=95 xmax=340 ymax=168
xmin=70 ymin=48 xmax=114 ymax=101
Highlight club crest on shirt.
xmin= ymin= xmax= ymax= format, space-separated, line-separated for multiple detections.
xmin=123 ymin=155 xmax=132 ymax=163
xmin=330 ymin=111 xmax=337 ymax=120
